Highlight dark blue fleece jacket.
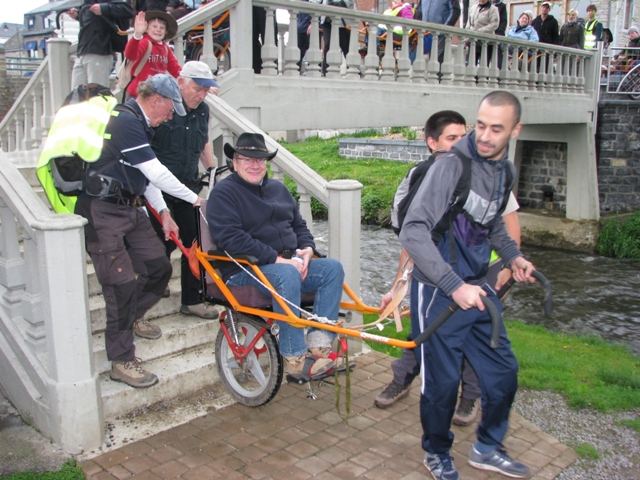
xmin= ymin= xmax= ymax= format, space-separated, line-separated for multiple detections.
xmin=207 ymin=172 xmax=315 ymax=281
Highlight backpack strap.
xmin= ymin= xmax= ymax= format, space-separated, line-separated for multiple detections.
xmin=121 ymin=41 xmax=153 ymax=102
xmin=431 ymin=155 xmax=472 ymax=264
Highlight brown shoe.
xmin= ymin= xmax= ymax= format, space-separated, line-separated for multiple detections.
xmin=110 ymin=358 xmax=158 ymax=388
xmin=180 ymin=303 xmax=219 ymax=319
xmin=284 ymin=354 xmax=334 ymax=382
xmin=133 ymin=319 xmax=162 ymax=340
xmin=452 ymin=397 xmax=480 ymax=426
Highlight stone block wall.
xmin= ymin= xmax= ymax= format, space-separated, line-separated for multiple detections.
xmin=338 ymin=138 xmax=429 ymax=162
xmin=517 ymin=141 xmax=567 ymax=212
xmin=0 ymin=50 xmax=30 ymax=122
xmin=597 ymin=101 xmax=640 ymax=214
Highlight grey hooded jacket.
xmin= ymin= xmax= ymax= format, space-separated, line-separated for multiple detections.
xmin=399 ymin=132 xmax=521 ymax=296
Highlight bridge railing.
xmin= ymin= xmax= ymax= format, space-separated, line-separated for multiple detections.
xmin=601 ymin=46 xmax=640 ymax=99
xmin=174 ymin=0 xmax=598 ymax=94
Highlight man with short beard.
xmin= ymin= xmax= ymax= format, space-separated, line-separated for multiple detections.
xmin=401 ymin=91 xmax=535 ymax=480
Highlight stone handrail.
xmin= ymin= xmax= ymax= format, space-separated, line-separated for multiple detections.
xmin=0 ymin=150 xmax=102 ymax=453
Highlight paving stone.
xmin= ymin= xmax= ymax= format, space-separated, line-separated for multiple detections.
xmin=176 ymin=451 xmax=215 ymax=469
xmin=120 ymin=454 xmax=159 ymax=475
xmin=294 ymin=455 xmax=333 ymax=476
xmin=327 ymin=459 xmax=368 ymax=477
xmin=106 ymin=464 xmax=133 ymax=479
xmin=180 ymin=464 xmax=223 ymax=480
xmin=149 ymin=459 xmax=189 ymax=479
xmin=146 ymin=446 xmax=182 ymax=464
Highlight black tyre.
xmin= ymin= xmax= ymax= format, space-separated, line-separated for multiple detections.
xmin=215 ymin=313 xmax=283 ymax=407
xmin=189 ymin=41 xmax=231 ymax=74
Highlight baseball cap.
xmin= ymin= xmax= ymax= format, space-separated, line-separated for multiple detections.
xmin=629 ymin=26 xmax=639 ymax=34
xmin=540 ymin=1 xmax=551 ymax=7
xmin=180 ymin=61 xmax=220 ymax=88
xmin=146 ymin=74 xmax=186 ymax=116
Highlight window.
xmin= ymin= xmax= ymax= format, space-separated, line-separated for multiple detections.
xmin=624 ymin=0 xmax=635 ymax=29
xmin=27 ymin=17 xmax=35 ymax=30
xmin=45 ymin=17 xmax=52 ymax=29
xmin=510 ymin=2 xmax=534 ymax=27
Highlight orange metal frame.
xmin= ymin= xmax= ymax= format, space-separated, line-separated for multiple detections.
xmin=195 ymin=248 xmax=419 ymax=349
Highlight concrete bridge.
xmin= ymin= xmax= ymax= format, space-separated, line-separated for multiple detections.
xmin=0 ymin=0 xmax=601 ymax=454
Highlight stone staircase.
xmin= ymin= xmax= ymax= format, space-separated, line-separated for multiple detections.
xmin=18 ymin=152 xmax=223 ymax=428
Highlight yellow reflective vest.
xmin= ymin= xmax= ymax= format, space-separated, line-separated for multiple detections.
xmin=36 ymin=95 xmax=120 ymax=214
xmin=584 ymin=20 xmax=599 ymax=50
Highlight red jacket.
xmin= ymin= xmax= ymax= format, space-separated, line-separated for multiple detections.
xmin=124 ymin=34 xmax=181 ymax=97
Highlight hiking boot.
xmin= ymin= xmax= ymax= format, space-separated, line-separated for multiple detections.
xmin=180 ymin=303 xmax=219 ymax=319
xmin=284 ymin=353 xmax=334 ymax=382
xmin=374 ymin=381 xmax=411 ymax=409
xmin=110 ymin=358 xmax=158 ymax=388
xmin=424 ymin=452 xmax=460 ymax=480
xmin=452 ymin=397 xmax=479 ymax=426
xmin=468 ymin=446 xmax=531 ymax=478
xmin=133 ymin=319 xmax=162 ymax=340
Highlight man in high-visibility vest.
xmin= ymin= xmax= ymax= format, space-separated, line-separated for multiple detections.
xmin=584 ymin=3 xmax=603 ymax=50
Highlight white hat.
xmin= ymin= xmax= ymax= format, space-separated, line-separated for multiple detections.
xmin=180 ymin=61 xmax=220 ymax=88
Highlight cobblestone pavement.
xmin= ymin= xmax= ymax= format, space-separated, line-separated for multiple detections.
xmin=81 ymin=351 xmax=577 ymax=479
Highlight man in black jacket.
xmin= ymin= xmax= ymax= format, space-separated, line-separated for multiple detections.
xmin=492 ymin=0 xmax=507 ymax=36
xmin=532 ymin=1 xmax=559 ymax=45
xmin=68 ymin=0 xmax=135 ymax=88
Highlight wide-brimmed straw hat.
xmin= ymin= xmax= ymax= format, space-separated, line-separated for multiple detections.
xmin=145 ymin=10 xmax=178 ymax=41
xmin=224 ymin=133 xmax=278 ymax=160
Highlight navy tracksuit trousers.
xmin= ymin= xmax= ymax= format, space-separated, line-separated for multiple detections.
xmin=410 ymin=279 xmax=519 ymax=455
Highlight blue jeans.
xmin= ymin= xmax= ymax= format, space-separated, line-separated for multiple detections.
xmin=227 ymin=258 xmax=344 ymax=357
xmin=410 ymin=280 xmax=518 ymax=455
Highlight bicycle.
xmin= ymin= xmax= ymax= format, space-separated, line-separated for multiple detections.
xmin=183 ymin=10 xmax=231 ymax=74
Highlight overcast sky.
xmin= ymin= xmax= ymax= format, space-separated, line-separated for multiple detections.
xmin=3 ymin=0 xmax=54 ymax=25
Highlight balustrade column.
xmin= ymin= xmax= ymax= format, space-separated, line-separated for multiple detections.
xmin=411 ymin=28 xmax=426 ymax=83
xmin=327 ymin=179 xmax=363 ymax=352
xmin=31 ymin=89 xmax=43 ymax=149
xmin=21 ymin=104 xmax=33 ymax=151
xmin=379 ymin=21 xmax=396 ymax=81
xmin=487 ymin=40 xmax=499 ymax=87
xmin=396 ymin=29 xmax=411 ymax=83
xmin=0 ymin=199 xmax=27 ymax=321
xmin=452 ymin=34 xmax=466 ymax=86
xmin=261 ymin=8 xmax=278 ymax=75
xmin=325 ymin=15 xmax=343 ymax=78
xmin=464 ymin=38 xmax=477 ymax=87
xmin=305 ymin=15 xmax=323 ymax=77
xmin=230 ymin=0 xmax=253 ymax=70
xmin=439 ymin=34 xmax=453 ymax=84
xmin=21 ymin=236 xmax=46 ymax=359
xmin=283 ymin=10 xmax=300 ymax=76
xmin=201 ymin=20 xmax=219 ymax=73
xmin=363 ymin=25 xmax=380 ymax=81
xmin=46 ymin=39 xmax=71 ymax=115
xmin=344 ymin=18 xmax=361 ymax=80
xmin=425 ymin=34 xmax=440 ymax=84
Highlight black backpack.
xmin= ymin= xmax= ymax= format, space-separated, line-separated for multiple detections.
xmin=392 ymin=153 xmax=472 ymax=239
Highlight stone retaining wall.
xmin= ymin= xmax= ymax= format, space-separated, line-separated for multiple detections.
xmin=518 ymin=141 xmax=568 ymax=212
xmin=597 ymin=100 xmax=640 ymax=214
xmin=0 ymin=50 xmax=30 ymax=122
xmin=338 ymin=138 xmax=430 ymax=163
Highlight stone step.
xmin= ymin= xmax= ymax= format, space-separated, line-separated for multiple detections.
xmin=89 ymin=277 xmax=185 ymax=333
xmin=92 ymin=313 xmax=219 ymax=375
xmin=87 ymin=252 xmax=182 ymax=298
xmin=99 ymin=343 xmax=220 ymax=419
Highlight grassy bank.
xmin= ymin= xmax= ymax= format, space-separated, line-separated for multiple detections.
xmin=363 ymin=313 xmax=640 ymax=413
xmin=0 ymin=460 xmax=84 ymax=480
xmin=282 ymin=133 xmax=408 ymax=224
xmin=598 ymin=211 xmax=640 ymax=259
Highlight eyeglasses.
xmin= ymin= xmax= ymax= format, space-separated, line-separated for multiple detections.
xmin=236 ymin=156 xmax=267 ymax=165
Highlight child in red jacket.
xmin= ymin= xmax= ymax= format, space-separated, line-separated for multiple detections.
xmin=124 ymin=10 xmax=181 ymax=99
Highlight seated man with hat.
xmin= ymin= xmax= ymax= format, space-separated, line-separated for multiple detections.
xmin=207 ymin=133 xmax=344 ymax=381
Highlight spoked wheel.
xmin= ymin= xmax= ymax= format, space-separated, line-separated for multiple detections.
xmin=616 ymin=64 xmax=640 ymax=101
xmin=189 ymin=41 xmax=231 ymax=74
xmin=215 ymin=312 xmax=283 ymax=406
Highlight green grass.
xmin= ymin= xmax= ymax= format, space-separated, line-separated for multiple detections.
xmin=571 ymin=443 xmax=601 ymax=461
xmin=280 ymin=134 xmax=413 ymax=225
xmin=0 ymin=460 xmax=84 ymax=480
xmin=363 ymin=314 xmax=640 ymax=413
xmin=619 ymin=418 xmax=640 ymax=433
xmin=597 ymin=211 xmax=640 ymax=259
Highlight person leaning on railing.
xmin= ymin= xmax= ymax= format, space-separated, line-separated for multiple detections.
xmin=559 ymin=9 xmax=584 ymax=50
xmin=506 ymin=10 xmax=538 ymax=64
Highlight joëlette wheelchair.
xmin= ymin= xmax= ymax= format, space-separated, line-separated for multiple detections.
xmin=159 ymin=167 xmax=550 ymax=408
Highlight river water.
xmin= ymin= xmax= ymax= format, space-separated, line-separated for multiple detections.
xmin=312 ymin=221 xmax=640 ymax=356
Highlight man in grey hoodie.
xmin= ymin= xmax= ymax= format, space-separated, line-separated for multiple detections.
xmin=400 ymin=91 xmax=534 ymax=480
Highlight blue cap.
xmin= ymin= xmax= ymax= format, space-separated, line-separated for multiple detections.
xmin=146 ymin=74 xmax=186 ymax=116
